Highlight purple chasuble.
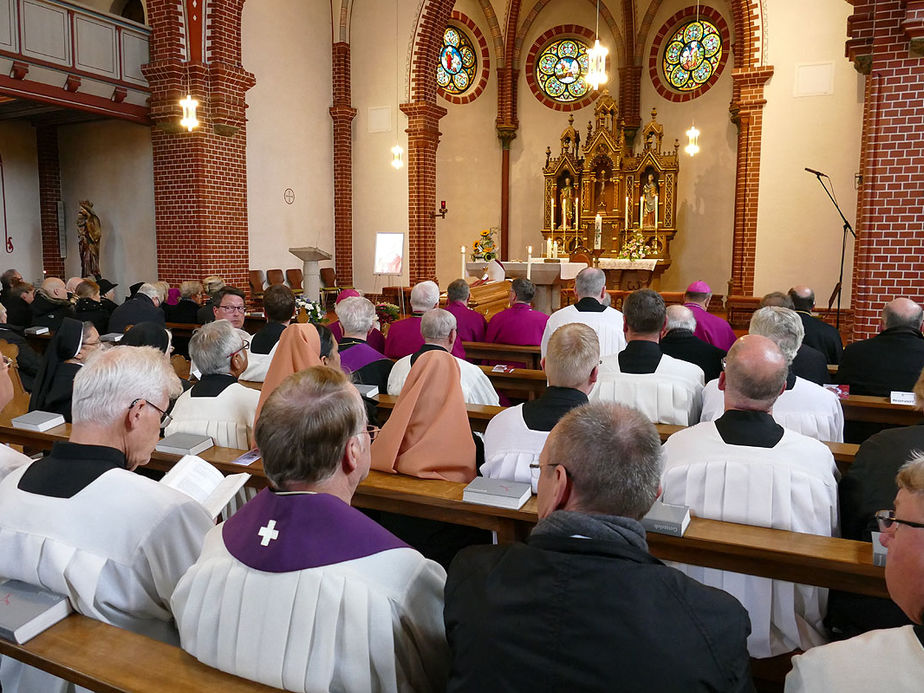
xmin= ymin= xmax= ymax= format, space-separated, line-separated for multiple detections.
xmin=685 ymin=302 xmax=737 ymax=352
xmin=223 ymin=488 xmax=408 ymax=572
xmin=329 ymin=321 xmax=386 ymax=352
xmin=445 ymin=301 xmax=487 ymax=343
xmin=340 ymin=342 xmax=388 ymax=373
xmin=484 ymin=304 xmax=549 ymax=367
xmin=385 ymin=316 xmax=466 ymax=360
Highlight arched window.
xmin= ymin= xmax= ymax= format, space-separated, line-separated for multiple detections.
xmin=661 ymin=18 xmax=723 ymax=92
xmin=536 ymin=38 xmax=590 ymax=103
xmin=110 ymin=0 xmax=145 ymax=24
xmin=437 ymin=26 xmax=477 ymax=96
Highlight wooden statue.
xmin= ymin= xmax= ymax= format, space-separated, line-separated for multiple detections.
xmin=76 ymin=200 xmax=101 ymax=278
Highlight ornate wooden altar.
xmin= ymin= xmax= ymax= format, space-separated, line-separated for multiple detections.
xmin=542 ymin=91 xmax=680 ymax=285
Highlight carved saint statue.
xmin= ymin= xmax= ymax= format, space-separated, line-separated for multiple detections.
xmin=642 ymin=174 xmax=659 ymax=228
xmin=76 ymin=200 xmax=102 ymax=278
xmin=560 ymin=177 xmax=575 ymax=230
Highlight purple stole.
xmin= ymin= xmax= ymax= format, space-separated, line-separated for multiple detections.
xmin=223 ymin=488 xmax=408 ymax=572
xmin=340 ymin=342 xmax=388 ymax=373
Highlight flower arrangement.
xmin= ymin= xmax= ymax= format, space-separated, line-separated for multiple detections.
xmin=471 ymin=228 xmax=498 ymax=261
xmin=294 ymin=296 xmax=326 ymax=324
xmin=375 ymin=302 xmax=400 ymax=326
xmin=617 ymin=231 xmax=649 ymax=261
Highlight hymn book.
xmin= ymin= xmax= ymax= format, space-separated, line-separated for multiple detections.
xmin=0 ymin=579 xmax=72 ymax=644
xmin=24 ymin=326 xmax=49 ymax=336
xmin=462 ymin=478 xmax=532 ymax=509
xmin=354 ymin=383 xmax=379 ymax=399
xmin=11 ymin=411 xmax=65 ymax=432
xmin=155 ymin=432 xmax=214 ymax=456
xmin=641 ymin=501 xmax=691 ymax=537
xmin=159 ymin=455 xmax=250 ymax=518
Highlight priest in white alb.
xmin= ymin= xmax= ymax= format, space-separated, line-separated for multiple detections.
xmin=540 ymin=267 xmax=626 ymax=358
xmin=171 ymin=365 xmax=449 ymax=692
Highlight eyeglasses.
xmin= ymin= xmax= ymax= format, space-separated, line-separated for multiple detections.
xmin=1 ymin=356 xmax=13 ymax=368
xmin=361 ymin=425 xmax=381 ymax=442
xmin=228 ymin=339 xmax=250 ymax=358
xmin=528 ymin=462 xmax=573 ymax=478
xmin=217 ymin=304 xmax=246 ymax=314
xmin=875 ymin=509 xmax=924 ymax=532
xmin=131 ymin=398 xmax=173 ymax=428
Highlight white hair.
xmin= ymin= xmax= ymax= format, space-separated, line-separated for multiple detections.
xmin=137 ymin=283 xmax=160 ymax=301
xmin=71 ymin=346 xmax=181 ymax=425
xmin=666 ymin=304 xmax=697 ymax=332
xmin=421 ymin=308 xmax=456 ymax=341
xmin=410 ymin=281 xmax=440 ymax=312
xmin=574 ymin=268 xmax=606 ymax=299
xmin=749 ymin=306 xmax=804 ymax=364
xmin=190 ymin=320 xmax=242 ymax=375
xmin=335 ymin=296 xmax=376 ymax=334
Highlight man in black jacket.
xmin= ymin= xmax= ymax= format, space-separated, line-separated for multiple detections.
xmin=660 ymin=304 xmax=726 ymax=382
xmin=108 ymin=283 xmax=165 ymax=333
xmin=789 ymin=285 xmax=843 ymax=365
xmin=838 ymin=297 xmax=924 ymax=396
xmin=30 ymin=277 xmax=75 ymax=331
xmin=443 ymin=401 xmax=753 ymax=693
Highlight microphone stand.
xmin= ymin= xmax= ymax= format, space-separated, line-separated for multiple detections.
xmin=809 ymin=171 xmax=856 ymax=330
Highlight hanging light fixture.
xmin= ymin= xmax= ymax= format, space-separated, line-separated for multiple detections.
xmin=391 ymin=143 xmax=404 ymax=169
xmin=685 ymin=124 xmax=700 ymax=156
xmin=586 ymin=0 xmax=608 ymax=90
xmin=179 ymin=93 xmax=199 ymax=132
xmin=390 ymin=1 xmax=404 ymax=170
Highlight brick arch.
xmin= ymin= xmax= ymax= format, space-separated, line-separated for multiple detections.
xmin=438 ymin=11 xmax=491 ymax=105
xmin=476 ymin=0 xmax=505 ymax=69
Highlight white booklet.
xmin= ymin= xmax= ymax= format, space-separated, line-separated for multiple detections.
xmin=0 ymin=579 xmax=72 ymax=644
xmin=160 ymin=454 xmax=251 ymax=518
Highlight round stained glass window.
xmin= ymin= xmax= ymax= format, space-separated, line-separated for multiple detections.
xmin=662 ymin=19 xmax=722 ymax=92
xmin=437 ymin=26 xmax=477 ymax=96
xmin=536 ymin=39 xmax=591 ymax=103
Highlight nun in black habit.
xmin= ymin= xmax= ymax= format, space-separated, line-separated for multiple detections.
xmin=28 ymin=318 xmax=100 ymax=422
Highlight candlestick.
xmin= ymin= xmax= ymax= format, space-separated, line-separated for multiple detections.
xmin=551 ymin=196 xmax=556 ymax=231
xmin=639 ymin=195 xmax=644 ymax=228
xmin=594 ymin=214 xmax=602 ymax=250
xmin=624 ymin=196 xmax=629 ymax=229
xmin=527 ymin=245 xmax=533 ymax=280
xmin=576 ymin=196 xmax=580 ymax=228
xmin=546 ymin=237 xmax=552 ymax=258
xmin=460 ymin=245 xmax=466 ymax=278
xmin=655 ymin=195 xmax=659 ymax=230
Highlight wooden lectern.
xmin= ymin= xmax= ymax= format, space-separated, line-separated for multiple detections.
xmin=288 ymin=247 xmax=331 ymax=303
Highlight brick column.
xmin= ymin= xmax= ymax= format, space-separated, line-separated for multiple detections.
xmin=728 ymin=66 xmax=774 ymax=296
xmin=330 ymin=42 xmax=357 ymax=285
xmin=400 ymin=101 xmax=447 ymax=284
xmin=847 ymin=0 xmax=924 ymax=339
xmin=618 ymin=65 xmax=642 ymax=143
xmin=142 ymin=0 xmax=255 ymax=291
xmin=35 ymin=126 xmax=64 ymax=278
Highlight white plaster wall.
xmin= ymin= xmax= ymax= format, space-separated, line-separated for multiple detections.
xmin=639 ymin=0 xmax=737 ymax=295
xmin=242 ymin=0 xmax=334 ymax=280
xmin=0 ymin=122 xmax=42 ymax=285
xmin=754 ymin=0 xmax=862 ymax=304
xmin=436 ymin=0 xmax=501 ymax=287
xmin=58 ymin=120 xmax=156 ymax=298
xmin=508 ymin=0 xmax=604 ymax=265
xmin=350 ymin=0 xmax=411 ymax=295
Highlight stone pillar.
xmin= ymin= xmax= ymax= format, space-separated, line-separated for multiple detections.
xmin=142 ymin=0 xmax=255 ymax=290
xmin=400 ymin=101 xmax=447 ymax=284
xmin=330 ymin=42 xmax=357 ymax=285
xmin=728 ymin=66 xmax=773 ymax=297
xmin=847 ymin=0 xmax=924 ymax=338
xmin=35 ymin=126 xmax=64 ymax=278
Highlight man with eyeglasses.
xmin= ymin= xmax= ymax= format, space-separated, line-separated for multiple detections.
xmin=166 ymin=319 xmax=260 ymax=450
xmin=786 ymin=453 xmax=924 ymax=690
xmin=211 ymin=286 xmax=248 ymax=329
xmin=0 ymin=346 xmax=214 ymax=692
xmin=444 ymin=401 xmax=752 ymax=691
xmin=171 ymin=365 xmax=449 ymax=692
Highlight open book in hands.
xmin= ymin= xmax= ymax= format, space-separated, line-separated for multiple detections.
xmin=160 ymin=455 xmax=251 ymax=518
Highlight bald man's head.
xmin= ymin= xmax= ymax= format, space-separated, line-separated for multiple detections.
xmin=788 ymin=285 xmax=815 ymax=312
xmin=721 ymin=334 xmax=788 ymax=412
xmin=883 ymin=298 xmax=924 ymax=331
xmin=41 ymin=277 xmax=68 ymax=300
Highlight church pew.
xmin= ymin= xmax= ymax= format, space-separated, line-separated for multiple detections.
xmin=0 ymin=613 xmax=282 ymax=692
xmin=0 ymin=418 xmax=884 ymax=597
xmin=461 ymin=341 xmax=541 ymax=369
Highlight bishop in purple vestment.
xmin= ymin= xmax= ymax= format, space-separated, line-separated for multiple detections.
xmin=444 ymin=278 xmax=487 ymax=343
xmin=683 ymin=281 xmax=737 ymax=352
xmin=485 ymin=279 xmax=548 ymax=367
xmin=384 ymin=281 xmax=465 ymax=360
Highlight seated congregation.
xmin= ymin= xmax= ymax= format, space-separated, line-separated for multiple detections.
xmin=1 ymin=266 xmax=923 ymax=691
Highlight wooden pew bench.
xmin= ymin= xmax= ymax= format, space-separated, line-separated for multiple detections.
xmin=0 ymin=419 xmax=884 ymax=597
xmin=0 ymin=613 xmax=281 ymax=692
xmin=461 ymin=341 xmax=541 ymax=369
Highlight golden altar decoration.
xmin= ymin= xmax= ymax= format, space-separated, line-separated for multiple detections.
xmin=542 ymin=90 xmax=680 ymax=286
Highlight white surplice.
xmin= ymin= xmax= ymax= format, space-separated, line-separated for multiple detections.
xmin=388 ymin=353 xmax=500 ymax=406
xmin=481 ymin=404 xmax=548 ymax=492
xmin=539 ymin=304 xmax=627 ymax=358
xmin=700 ymin=376 xmax=845 ymax=443
xmin=590 ymin=352 xmax=705 ymax=425
xmin=165 ymin=382 xmax=260 ymax=450
xmin=660 ymin=422 xmax=840 ymax=658
xmin=786 ymin=625 xmax=924 ymax=692
xmin=0 ymin=444 xmax=30 ymax=483
xmin=0 ymin=465 xmax=213 ymax=692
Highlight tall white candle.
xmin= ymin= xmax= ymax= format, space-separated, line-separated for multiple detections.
xmin=460 ymin=245 xmax=466 ymax=278
xmin=639 ymin=195 xmax=644 ymax=227
xmin=655 ymin=195 xmax=659 ymax=230
xmin=594 ymin=214 xmax=602 ymax=250
xmin=553 ymin=241 xmax=559 ymax=259
xmin=551 ymin=196 xmax=556 ymax=231
xmin=575 ymin=196 xmax=580 ymax=228
xmin=624 ymin=196 xmax=629 ymax=228
xmin=527 ymin=245 xmax=533 ymax=280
